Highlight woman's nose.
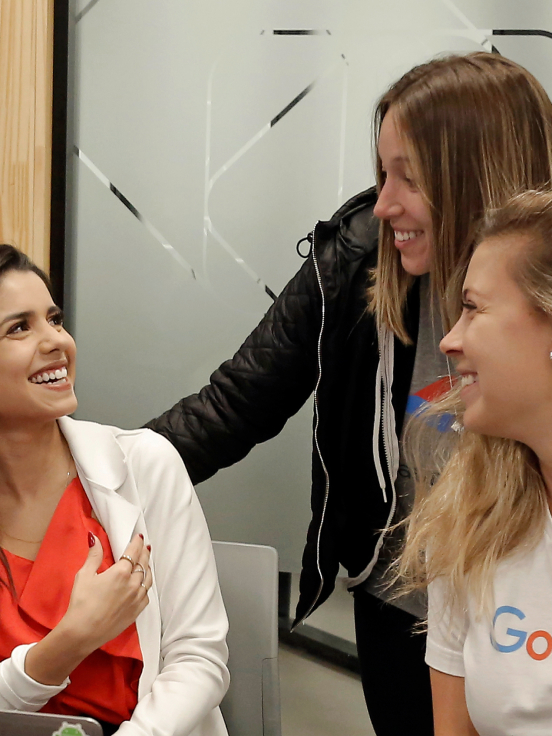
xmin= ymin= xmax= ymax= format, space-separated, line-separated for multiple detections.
xmin=373 ymin=180 xmax=404 ymax=220
xmin=40 ymin=324 xmax=71 ymax=353
xmin=440 ymin=321 xmax=463 ymax=356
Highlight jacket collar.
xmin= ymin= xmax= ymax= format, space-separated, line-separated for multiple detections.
xmin=58 ymin=415 xmax=127 ymax=491
xmin=53 ymin=418 xmax=158 ymax=695
xmin=58 ymin=417 xmax=139 ymax=557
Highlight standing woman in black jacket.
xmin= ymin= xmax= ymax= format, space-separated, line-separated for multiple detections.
xmin=146 ymin=53 xmax=552 ymax=736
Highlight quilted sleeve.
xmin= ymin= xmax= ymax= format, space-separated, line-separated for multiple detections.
xmin=144 ymin=253 xmax=321 ymax=485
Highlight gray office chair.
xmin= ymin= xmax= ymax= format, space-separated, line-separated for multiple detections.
xmin=212 ymin=541 xmax=281 ymax=736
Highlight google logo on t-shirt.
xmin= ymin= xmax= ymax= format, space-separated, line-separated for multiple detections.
xmin=491 ymin=606 xmax=552 ymax=661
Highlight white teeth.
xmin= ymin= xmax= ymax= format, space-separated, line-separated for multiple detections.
xmin=30 ymin=367 xmax=68 ymax=384
xmin=461 ymin=374 xmax=477 ymax=387
xmin=395 ymin=230 xmax=421 ymax=242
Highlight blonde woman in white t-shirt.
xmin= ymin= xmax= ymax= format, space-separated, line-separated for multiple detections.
xmin=398 ymin=189 xmax=552 ymax=736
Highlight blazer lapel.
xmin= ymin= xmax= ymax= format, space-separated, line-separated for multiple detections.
xmin=85 ymin=483 xmax=140 ymax=561
xmin=58 ymin=416 xmax=162 ymax=696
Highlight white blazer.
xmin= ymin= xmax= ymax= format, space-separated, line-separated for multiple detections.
xmin=0 ymin=417 xmax=230 ymax=736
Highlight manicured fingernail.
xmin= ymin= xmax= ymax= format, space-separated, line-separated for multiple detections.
xmin=139 ymin=533 xmax=144 ymax=540
xmin=147 ymin=545 xmax=151 ymax=552
xmin=88 ymin=532 xmax=95 ymax=548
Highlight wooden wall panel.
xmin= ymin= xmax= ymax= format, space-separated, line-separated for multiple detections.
xmin=0 ymin=0 xmax=54 ymax=271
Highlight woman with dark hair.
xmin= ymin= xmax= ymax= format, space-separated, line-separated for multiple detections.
xmin=147 ymin=52 xmax=552 ymax=735
xmin=0 ymin=245 xmax=229 ymax=735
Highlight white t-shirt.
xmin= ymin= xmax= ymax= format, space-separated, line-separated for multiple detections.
xmin=426 ymin=513 xmax=552 ymax=735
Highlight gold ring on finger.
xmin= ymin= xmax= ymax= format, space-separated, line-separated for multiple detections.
xmin=132 ymin=562 xmax=146 ymax=583
xmin=119 ymin=554 xmax=135 ymax=566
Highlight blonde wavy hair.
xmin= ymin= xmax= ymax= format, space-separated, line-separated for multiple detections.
xmin=398 ymin=190 xmax=552 ymax=613
xmin=369 ymin=52 xmax=552 ymax=344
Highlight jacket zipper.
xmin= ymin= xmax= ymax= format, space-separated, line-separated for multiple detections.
xmin=345 ymin=328 xmax=398 ymax=590
xmin=378 ymin=332 xmax=398 ymax=554
xmin=292 ymin=225 xmax=330 ymax=630
xmin=380 ymin=327 xmax=400 ymax=498
xmin=380 ymin=340 xmax=392 ymax=492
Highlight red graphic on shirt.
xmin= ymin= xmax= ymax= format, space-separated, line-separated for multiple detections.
xmin=415 ymin=375 xmax=455 ymax=402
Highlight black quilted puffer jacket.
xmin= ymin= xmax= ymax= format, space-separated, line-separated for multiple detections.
xmin=146 ymin=187 xmax=420 ymax=626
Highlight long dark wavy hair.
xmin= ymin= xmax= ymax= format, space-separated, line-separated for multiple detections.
xmin=0 ymin=244 xmax=53 ymax=594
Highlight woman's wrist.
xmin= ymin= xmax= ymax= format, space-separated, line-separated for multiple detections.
xmin=24 ymin=618 xmax=96 ymax=686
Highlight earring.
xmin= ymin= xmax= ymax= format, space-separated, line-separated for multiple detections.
xmin=550 ymin=351 xmax=552 ymax=361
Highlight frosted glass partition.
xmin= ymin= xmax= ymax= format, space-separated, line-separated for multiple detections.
xmin=68 ymin=0 xmax=552 ymax=571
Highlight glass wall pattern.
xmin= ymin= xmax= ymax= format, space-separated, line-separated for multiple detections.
xmin=68 ymin=0 xmax=552 ymax=571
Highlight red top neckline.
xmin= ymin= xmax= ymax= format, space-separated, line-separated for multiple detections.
xmin=0 ymin=477 xmax=142 ymax=724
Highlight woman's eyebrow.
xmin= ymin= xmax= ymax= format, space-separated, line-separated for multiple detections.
xmin=0 ymin=306 xmax=59 ymax=328
xmin=0 ymin=310 xmax=33 ymax=327
xmin=462 ymin=288 xmax=482 ymax=300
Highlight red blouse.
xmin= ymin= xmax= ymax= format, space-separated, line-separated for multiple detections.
xmin=0 ymin=478 xmax=143 ymax=725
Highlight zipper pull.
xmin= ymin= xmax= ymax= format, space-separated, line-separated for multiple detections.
xmin=296 ymin=230 xmax=314 ymax=258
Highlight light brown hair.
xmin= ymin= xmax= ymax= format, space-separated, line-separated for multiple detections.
xmin=369 ymin=52 xmax=552 ymax=344
xmin=398 ymin=190 xmax=552 ymax=613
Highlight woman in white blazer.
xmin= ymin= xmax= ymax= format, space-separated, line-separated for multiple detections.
xmin=0 ymin=244 xmax=229 ymax=736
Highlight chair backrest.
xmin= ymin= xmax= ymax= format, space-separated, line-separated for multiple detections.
xmin=212 ymin=541 xmax=281 ymax=736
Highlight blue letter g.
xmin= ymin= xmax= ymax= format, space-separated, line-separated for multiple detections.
xmin=491 ymin=606 xmax=527 ymax=653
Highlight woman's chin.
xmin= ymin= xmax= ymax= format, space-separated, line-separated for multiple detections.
xmin=399 ymin=245 xmax=431 ymax=276
xmin=462 ymin=406 xmax=487 ymax=436
xmin=463 ymin=411 xmax=517 ymax=443
xmin=62 ymin=395 xmax=78 ymax=417
xmin=50 ymin=393 xmax=78 ymax=421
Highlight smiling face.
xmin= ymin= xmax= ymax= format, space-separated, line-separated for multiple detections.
xmin=440 ymin=235 xmax=552 ymax=445
xmin=373 ymin=107 xmax=433 ymax=275
xmin=0 ymin=270 xmax=77 ymax=427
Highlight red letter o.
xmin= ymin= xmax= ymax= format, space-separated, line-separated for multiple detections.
xmin=527 ymin=631 xmax=552 ymax=661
